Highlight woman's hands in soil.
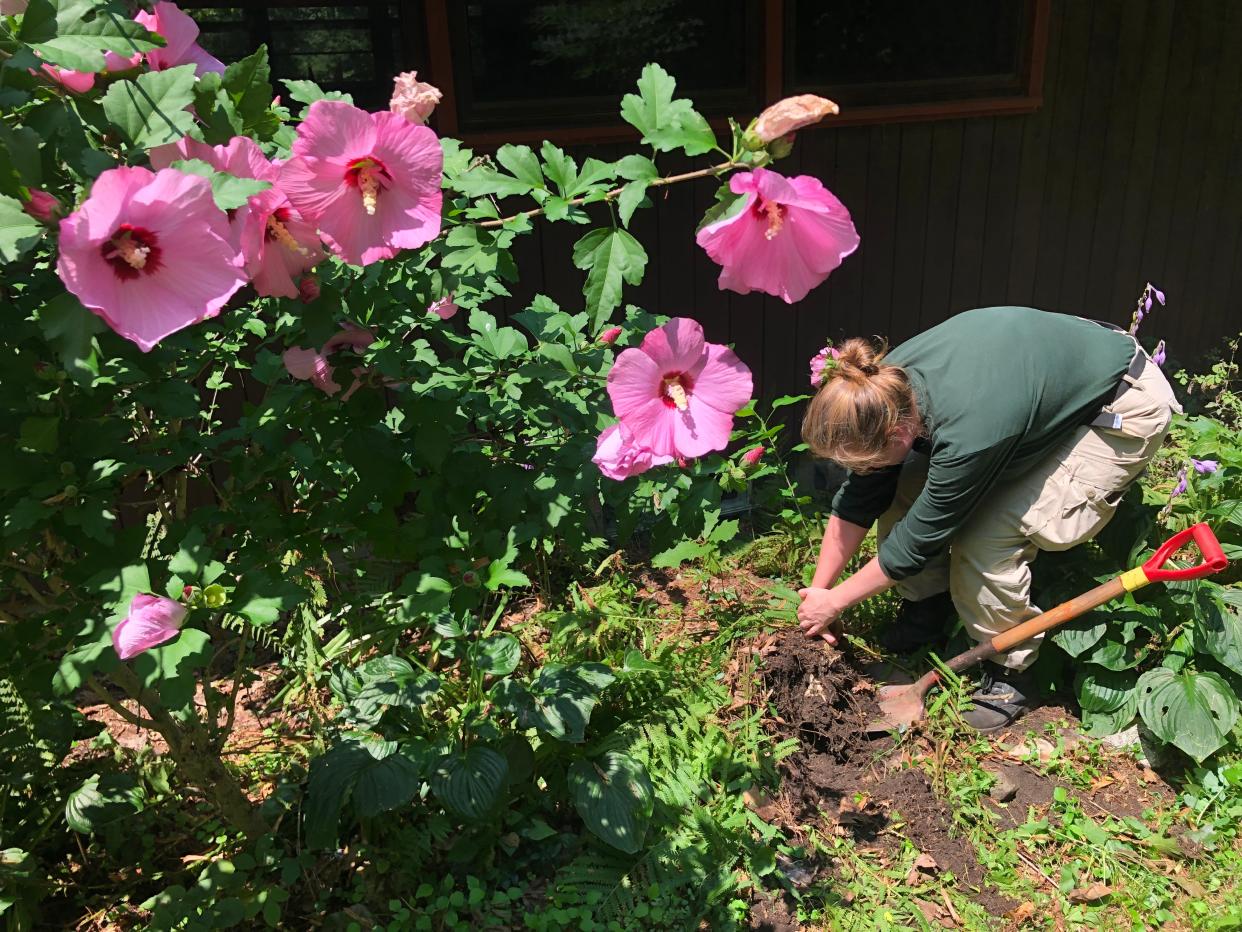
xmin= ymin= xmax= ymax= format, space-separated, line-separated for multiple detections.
xmin=797 ymin=586 xmax=845 ymax=644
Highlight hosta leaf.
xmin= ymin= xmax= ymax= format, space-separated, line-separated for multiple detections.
xmin=352 ymin=752 xmax=423 ymax=819
xmin=65 ymin=774 xmax=144 ymax=833
xmin=430 ymin=746 xmax=508 ymax=820
xmin=1051 ymin=617 xmax=1107 ymax=658
xmin=1190 ymin=597 xmax=1242 ymax=676
xmin=619 ymin=63 xmax=716 ymax=156
xmin=1137 ymin=667 xmax=1239 ymax=762
xmin=101 ymin=65 xmax=197 ymax=150
xmin=303 ymin=742 xmax=372 ymax=849
xmin=1074 ymin=666 xmax=1135 ymax=713
xmin=572 ymin=228 xmax=647 ymax=331
xmin=350 ymin=656 xmax=440 ymax=721
xmin=468 ymin=633 xmax=521 ymax=676
xmin=568 ymin=752 xmax=654 ymax=853
xmin=0 ymin=193 xmax=43 ymax=264
xmin=492 ymin=662 xmax=615 ymax=743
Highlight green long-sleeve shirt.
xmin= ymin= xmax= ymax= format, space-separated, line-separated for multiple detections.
xmin=829 ymin=307 xmax=1136 ymax=581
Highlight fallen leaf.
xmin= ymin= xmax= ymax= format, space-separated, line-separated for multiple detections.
xmin=914 ymin=898 xmax=953 ymax=927
xmin=1005 ymin=737 xmax=1057 ymax=763
xmin=905 ymin=852 xmax=939 ymax=886
xmin=1006 ymin=901 xmax=1037 ymax=924
xmin=1067 ymin=882 xmax=1113 ymax=903
xmin=1088 ymin=774 xmax=1116 ymax=792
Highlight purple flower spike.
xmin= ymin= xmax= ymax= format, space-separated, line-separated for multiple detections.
xmin=1192 ymin=459 xmax=1219 ymax=474
xmin=1152 ymin=339 xmax=1167 ymax=367
xmin=1144 ymin=294 xmax=1153 ymax=312
xmin=1170 ymin=467 xmax=1188 ymax=499
xmin=1154 ymin=287 xmax=1166 ymax=305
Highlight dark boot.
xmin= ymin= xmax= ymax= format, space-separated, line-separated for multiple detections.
xmin=962 ymin=662 xmax=1040 ymax=733
xmin=879 ymin=592 xmax=956 ymax=653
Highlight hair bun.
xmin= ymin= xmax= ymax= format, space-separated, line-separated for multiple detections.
xmin=833 ymin=337 xmax=886 ymax=381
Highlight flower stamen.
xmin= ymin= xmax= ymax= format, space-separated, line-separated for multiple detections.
xmin=267 ymin=214 xmax=309 ymax=256
xmin=663 ymin=376 xmax=689 ymax=411
xmin=355 ymin=160 xmax=381 ymax=215
xmin=107 ymin=230 xmax=151 ymax=269
xmin=761 ymin=200 xmax=786 ymax=240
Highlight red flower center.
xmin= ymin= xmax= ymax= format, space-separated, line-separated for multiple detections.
xmin=101 ymin=224 xmax=162 ymax=280
xmin=660 ymin=372 xmax=694 ymax=410
xmin=345 ymin=156 xmax=393 ymax=216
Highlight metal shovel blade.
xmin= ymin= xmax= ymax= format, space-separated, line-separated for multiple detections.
xmin=865 ymin=671 xmax=941 ymax=734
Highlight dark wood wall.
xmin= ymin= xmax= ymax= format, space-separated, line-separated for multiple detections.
xmin=494 ymin=0 xmax=1242 ymax=399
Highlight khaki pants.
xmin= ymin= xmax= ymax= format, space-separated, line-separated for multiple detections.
xmin=876 ymin=354 xmax=1180 ymax=670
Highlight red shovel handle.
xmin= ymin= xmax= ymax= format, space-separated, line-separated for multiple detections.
xmin=1141 ymin=522 xmax=1229 ymax=582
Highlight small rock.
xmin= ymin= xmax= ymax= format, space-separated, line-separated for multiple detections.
xmin=986 ymin=767 xmax=1018 ymax=803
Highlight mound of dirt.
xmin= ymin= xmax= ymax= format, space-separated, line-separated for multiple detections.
xmin=756 ymin=631 xmax=1016 ymax=919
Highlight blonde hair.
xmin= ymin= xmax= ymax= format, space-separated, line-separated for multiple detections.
xmin=801 ymin=337 xmax=918 ymax=472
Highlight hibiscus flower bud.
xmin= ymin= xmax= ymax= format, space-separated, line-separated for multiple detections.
xmin=23 ymin=189 xmax=63 ymax=223
xmin=297 ymin=274 xmax=320 ymax=304
xmin=599 ymin=326 xmax=622 ymax=345
xmin=461 ymin=570 xmax=481 ymax=588
xmin=767 ymin=133 xmax=796 ymax=160
xmin=742 ymin=445 xmax=765 ymax=467
xmin=741 ymin=128 xmax=766 ymax=152
xmin=112 ymin=593 xmax=187 ymax=660
xmin=390 ymin=70 xmax=442 ymax=125
xmin=753 ymin=95 xmax=839 ymax=143
xmin=202 ymin=583 xmax=228 ymax=608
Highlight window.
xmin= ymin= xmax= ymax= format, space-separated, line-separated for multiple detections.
xmin=784 ymin=0 xmax=1036 ymax=108
xmin=445 ymin=0 xmax=762 ymax=133
xmin=184 ymin=0 xmax=1048 ymax=143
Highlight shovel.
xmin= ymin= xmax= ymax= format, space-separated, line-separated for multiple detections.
xmin=867 ymin=522 xmax=1229 ymax=734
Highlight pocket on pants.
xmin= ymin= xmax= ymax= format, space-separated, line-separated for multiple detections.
xmin=1022 ymin=460 xmax=1128 ymax=552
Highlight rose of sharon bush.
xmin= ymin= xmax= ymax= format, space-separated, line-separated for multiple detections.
xmin=113 ymin=593 xmax=187 ymax=660
xmin=606 ymin=317 xmax=752 ymax=460
xmin=280 ymin=100 xmax=443 ymax=266
xmin=696 ymin=167 xmax=859 ymax=304
xmin=136 ymin=1 xmax=225 ymax=75
xmin=592 ymin=422 xmax=675 ymax=480
xmin=56 ymin=167 xmax=246 ymax=351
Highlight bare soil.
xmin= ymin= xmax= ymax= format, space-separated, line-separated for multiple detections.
xmin=754 ymin=631 xmax=1018 ymax=920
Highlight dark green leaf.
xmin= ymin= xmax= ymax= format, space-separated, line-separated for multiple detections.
xmin=1074 ymin=666 xmax=1135 ymax=713
xmin=617 ymin=181 xmax=649 ymax=227
xmin=65 ymin=774 xmax=144 ymax=833
xmin=468 ymin=633 xmax=521 ymax=676
xmin=1051 ymin=617 xmax=1108 ymax=658
xmin=430 ymin=746 xmax=508 ymax=821
xmin=353 ymin=753 xmax=422 ymax=820
xmin=304 ymin=742 xmax=372 ymax=848
xmin=492 ymin=662 xmax=614 ymax=743
xmin=568 ymin=752 xmax=653 ymax=853
xmin=0 ymin=193 xmax=43 ymax=263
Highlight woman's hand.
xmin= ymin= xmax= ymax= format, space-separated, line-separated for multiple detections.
xmin=797 ymin=587 xmax=845 ymax=644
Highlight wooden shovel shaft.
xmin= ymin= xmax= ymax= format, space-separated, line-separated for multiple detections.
xmin=930 ymin=576 xmax=1128 ymax=678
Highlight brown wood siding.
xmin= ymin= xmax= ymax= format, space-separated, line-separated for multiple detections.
xmin=490 ymin=0 xmax=1242 ymax=399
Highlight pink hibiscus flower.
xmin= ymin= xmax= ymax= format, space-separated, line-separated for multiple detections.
xmin=606 ymin=317 xmax=753 ymax=459
xmin=695 ymin=167 xmax=860 ymax=304
xmin=279 ymin=100 xmax=443 ymax=266
xmin=40 ymin=63 xmax=96 ymax=93
xmin=135 ymin=1 xmax=224 ymax=75
xmin=592 ymin=423 xmax=675 ymax=480
xmin=283 ymin=324 xmax=376 ymax=399
xmin=809 ymin=345 xmax=841 ymax=387
xmin=151 ymin=136 xmax=324 ymax=298
xmin=56 ymin=166 xmax=246 ymax=352
xmin=428 ymin=294 xmax=458 ymax=320
xmin=113 ymin=593 xmax=187 ymax=660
